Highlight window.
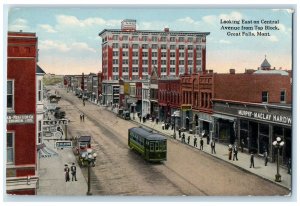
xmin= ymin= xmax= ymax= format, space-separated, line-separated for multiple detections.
xmin=122 ymin=44 xmax=129 ymax=49
xmin=112 ymin=43 xmax=119 ymax=48
xmin=122 ymin=51 xmax=128 ymax=56
xmin=132 ymin=59 xmax=139 ymax=65
xmin=170 ymin=60 xmax=176 ymax=65
xmin=170 ymin=67 xmax=176 ymax=72
xmin=152 ymin=36 xmax=158 ymax=42
xmin=142 ymin=67 xmax=148 ymax=73
xmin=170 ymin=52 xmax=176 ymax=58
xmin=152 ymin=60 xmax=157 ymax=65
xmin=142 ymin=52 xmax=148 ymax=57
xmin=152 ymin=52 xmax=158 ymax=57
xmin=38 ymin=80 xmax=42 ymax=101
xmin=142 ymin=36 xmax=148 ymax=41
xmin=179 ymin=45 xmax=185 ymax=50
xmin=161 ymin=67 xmax=167 ymax=73
xmin=262 ymin=91 xmax=268 ymax=103
xmin=179 ymin=52 xmax=185 ymax=57
xmin=123 ymin=35 xmax=128 ymax=41
xmin=133 ymin=51 xmax=139 ymax=57
xmin=152 ymin=44 xmax=158 ymax=49
xmin=113 ymin=59 xmax=118 ymax=64
xmin=161 ymin=44 xmax=167 ymax=50
xmin=7 ymin=132 xmax=14 ymax=164
xmin=122 ymin=67 xmax=129 ymax=73
xmin=38 ymin=120 xmax=42 ymax=143
xmin=113 ymin=35 xmax=118 ymax=40
xmin=122 ymin=59 xmax=128 ymax=64
xmin=188 ymin=45 xmax=193 ymax=50
xmin=113 ymin=67 xmax=119 ymax=72
xmin=196 ymin=45 xmax=202 ymax=50
xmin=170 ymin=37 xmax=176 ymax=42
xmin=132 ymin=75 xmax=139 ymax=80
xmin=170 ymin=45 xmax=176 ymax=50
xmin=280 ymin=90 xmax=286 ymax=102
xmin=142 ymin=44 xmax=148 ymax=49
xmin=132 ymin=44 xmax=139 ymax=49
xmin=123 ymin=75 xmax=129 ymax=80
xmin=196 ymin=60 xmax=202 ymax=65
xmin=196 ymin=52 xmax=202 ymax=58
xmin=179 ymin=60 xmax=184 ymax=65
xmin=178 ymin=37 xmax=184 ymax=42
xmin=196 ymin=37 xmax=201 ymax=42
xmin=188 ymin=60 xmax=193 ymax=65
xmin=188 ymin=37 xmax=193 ymax=42
xmin=142 ymin=60 xmax=148 ymax=65
xmin=132 ymin=67 xmax=139 ymax=73
xmin=7 ymin=80 xmax=14 ymax=109
xmin=161 ymin=52 xmax=167 ymax=57
xmin=161 ymin=60 xmax=167 ymax=65
xmin=113 ymin=75 xmax=119 ymax=80
xmin=132 ymin=36 xmax=138 ymax=41
xmin=188 ymin=52 xmax=193 ymax=58
xmin=160 ymin=37 xmax=166 ymax=42
xmin=113 ymin=51 xmax=119 ymax=56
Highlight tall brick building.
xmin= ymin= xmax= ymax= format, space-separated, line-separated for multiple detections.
xmin=7 ymin=31 xmax=39 ymax=194
xmin=98 ymin=19 xmax=209 ymax=106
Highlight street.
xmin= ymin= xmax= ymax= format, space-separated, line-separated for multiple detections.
xmin=57 ymin=88 xmax=289 ymax=196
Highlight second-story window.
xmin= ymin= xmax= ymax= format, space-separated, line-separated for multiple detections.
xmin=280 ymin=90 xmax=286 ymax=103
xmin=262 ymin=91 xmax=268 ymax=103
xmin=7 ymin=80 xmax=14 ymax=110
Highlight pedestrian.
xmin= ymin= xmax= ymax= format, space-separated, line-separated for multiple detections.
xmin=211 ymin=140 xmax=216 ymax=154
xmin=64 ymin=164 xmax=70 ymax=182
xmin=263 ymin=150 xmax=268 ymax=166
xmin=233 ymin=145 xmax=238 ymax=161
xmin=71 ymin=163 xmax=77 ymax=181
xmin=200 ymin=138 xmax=204 ymax=150
xmin=182 ymin=133 xmax=185 ymax=143
xmin=156 ymin=117 xmax=159 ymax=124
xmin=250 ymin=152 xmax=255 ymax=168
xmin=193 ymin=136 xmax=197 ymax=147
xmin=228 ymin=144 xmax=233 ymax=160
xmin=241 ymin=139 xmax=245 ymax=153
xmin=139 ymin=114 xmax=142 ymax=123
xmin=206 ymin=133 xmax=210 ymax=145
xmin=80 ymin=114 xmax=82 ymax=122
xmin=187 ymin=136 xmax=190 ymax=144
xmin=82 ymin=113 xmax=85 ymax=122
xmin=178 ymin=129 xmax=181 ymax=139
xmin=83 ymin=99 xmax=85 ymax=106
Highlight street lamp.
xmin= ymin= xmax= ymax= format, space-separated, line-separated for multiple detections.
xmin=172 ymin=111 xmax=179 ymax=139
xmin=81 ymin=148 xmax=97 ymax=195
xmin=272 ymin=137 xmax=285 ymax=182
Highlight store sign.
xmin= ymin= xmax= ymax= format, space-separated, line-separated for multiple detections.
xmin=7 ymin=114 xmax=34 ymax=124
xmin=55 ymin=141 xmax=72 ymax=148
xmin=43 ymin=119 xmax=68 ymax=126
xmin=237 ymin=110 xmax=292 ymax=125
xmin=181 ymin=105 xmax=192 ymax=111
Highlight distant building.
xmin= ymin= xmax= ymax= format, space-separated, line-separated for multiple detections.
xmin=7 ymin=31 xmax=39 ymax=195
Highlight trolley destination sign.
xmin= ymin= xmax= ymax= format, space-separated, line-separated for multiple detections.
xmin=237 ymin=109 xmax=292 ymax=125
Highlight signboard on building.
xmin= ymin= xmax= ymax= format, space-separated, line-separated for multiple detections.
xmin=7 ymin=114 xmax=34 ymax=124
xmin=237 ymin=109 xmax=292 ymax=126
xmin=43 ymin=119 xmax=68 ymax=126
xmin=181 ymin=105 xmax=192 ymax=111
xmin=55 ymin=140 xmax=72 ymax=148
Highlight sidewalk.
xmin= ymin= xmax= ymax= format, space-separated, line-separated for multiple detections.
xmin=106 ymin=106 xmax=291 ymax=191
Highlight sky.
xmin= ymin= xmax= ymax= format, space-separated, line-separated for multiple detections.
xmin=6 ymin=6 xmax=293 ymax=75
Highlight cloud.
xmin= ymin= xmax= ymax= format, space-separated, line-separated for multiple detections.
xmin=219 ymin=39 xmax=231 ymax=44
xmin=39 ymin=40 xmax=96 ymax=53
xmin=219 ymin=11 xmax=243 ymax=21
xmin=202 ymin=15 xmax=217 ymax=25
xmin=55 ymin=15 xmax=120 ymax=28
xmin=266 ymin=35 xmax=279 ymax=42
xmin=38 ymin=24 xmax=57 ymax=33
xmin=176 ymin=17 xmax=201 ymax=27
xmin=8 ymin=18 xmax=29 ymax=31
xmin=272 ymin=9 xmax=294 ymax=14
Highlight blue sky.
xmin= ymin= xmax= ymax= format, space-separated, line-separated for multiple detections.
xmin=7 ymin=6 xmax=293 ymax=75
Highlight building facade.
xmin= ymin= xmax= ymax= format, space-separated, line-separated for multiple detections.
xmin=7 ymin=31 xmax=39 ymax=194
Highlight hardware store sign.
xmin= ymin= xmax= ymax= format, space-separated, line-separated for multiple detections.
xmin=7 ymin=114 xmax=34 ymax=124
xmin=237 ymin=110 xmax=292 ymax=125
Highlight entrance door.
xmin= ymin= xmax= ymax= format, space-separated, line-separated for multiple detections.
xmin=249 ymin=121 xmax=258 ymax=153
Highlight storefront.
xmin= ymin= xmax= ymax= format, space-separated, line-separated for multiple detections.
xmin=213 ymin=100 xmax=292 ymax=165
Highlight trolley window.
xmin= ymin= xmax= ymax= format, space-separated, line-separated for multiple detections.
xmin=150 ymin=142 xmax=154 ymax=151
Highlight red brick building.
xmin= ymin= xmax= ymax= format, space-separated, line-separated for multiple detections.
xmin=7 ymin=31 xmax=39 ymax=195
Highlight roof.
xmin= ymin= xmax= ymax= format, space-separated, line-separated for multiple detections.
xmin=36 ymin=65 xmax=46 ymax=74
xmin=99 ymin=29 xmax=210 ymax=36
xmin=261 ymin=58 xmax=271 ymax=68
xmin=254 ymin=70 xmax=289 ymax=76
xmin=129 ymin=127 xmax=166 ymax=141
xmin=78 ymin=136 xmax=91 ymax=142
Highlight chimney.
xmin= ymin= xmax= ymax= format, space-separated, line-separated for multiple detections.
xmin=164 ymin=28 xmax=169 ymax=32
xmin=229 ymin=69 xmax=235 ymax=74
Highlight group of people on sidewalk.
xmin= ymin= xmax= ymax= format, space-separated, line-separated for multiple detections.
xmin=64 ymin=163 xmax=77 ymax=182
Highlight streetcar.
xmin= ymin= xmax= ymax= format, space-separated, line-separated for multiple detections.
xmin=128 ymin=127 xmax=167 ymax=162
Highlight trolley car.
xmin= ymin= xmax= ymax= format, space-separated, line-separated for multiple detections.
xmin=128 ymin=127 xmax=167 ymax=162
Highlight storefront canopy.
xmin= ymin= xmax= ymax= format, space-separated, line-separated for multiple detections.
xmin=212 ymin=114 xmax=236 ymax=122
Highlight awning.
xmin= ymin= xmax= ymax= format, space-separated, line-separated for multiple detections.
xmin=212 ymin=114 xmax=236 ymax=121
xmin=38 ymin=145 xmax=58 ymax=158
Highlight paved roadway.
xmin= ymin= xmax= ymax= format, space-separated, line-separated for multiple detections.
xmin=50 ymin=88 xmax=290 ymax=197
